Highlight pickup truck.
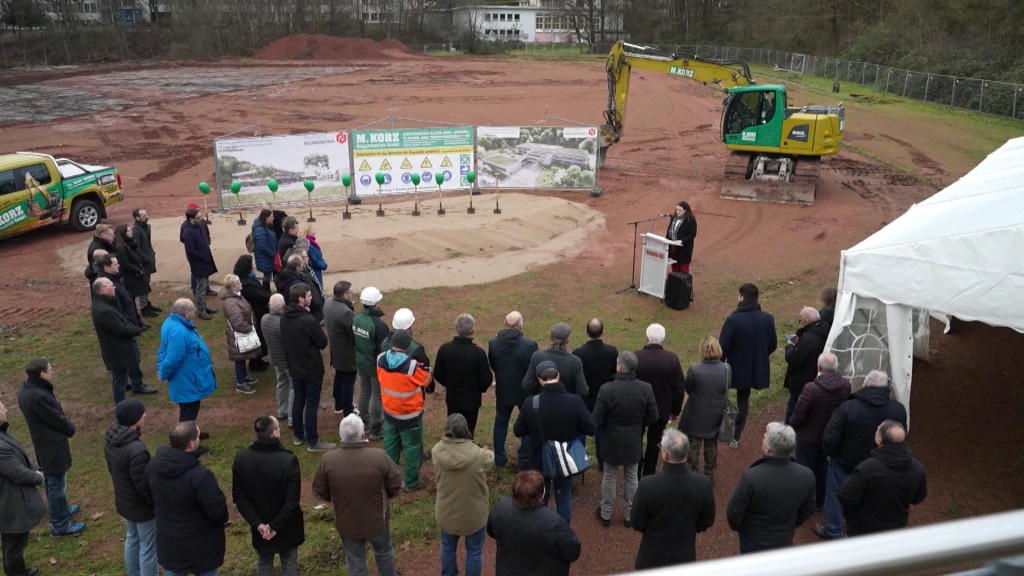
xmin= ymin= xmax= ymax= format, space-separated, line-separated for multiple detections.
xmin=0 ymin=151 xmax=125 ymax=240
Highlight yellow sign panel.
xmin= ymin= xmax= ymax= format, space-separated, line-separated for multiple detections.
xmin=440 ymin=156 xmax=452 ymax=167
xmin=380 ymin=159 xmax=392 ymax=170
xmin=358 ymin=159 xmax=371 ymax=171
xmin=421 ymin=158 xmax=433 ymax=168
xmin=400 ymin=158 xmax=412 ymax=169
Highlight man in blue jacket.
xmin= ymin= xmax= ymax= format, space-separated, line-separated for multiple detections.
xmin=719 ymin=283 xmax=777 ymax=448
xmin=157 ymin=299 xmax=217 ymax=448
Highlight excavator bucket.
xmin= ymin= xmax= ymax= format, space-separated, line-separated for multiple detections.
xmin=720 ymin=153 xmax=819 ymax=205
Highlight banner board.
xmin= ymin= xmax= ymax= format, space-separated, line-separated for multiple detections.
xmin=350 ymin=127 xmax=475 ymax=196
xmin=214 ymin=132 xmax=352 ymax=208
xmin=475 ymin=126 xmax=599 ymax=189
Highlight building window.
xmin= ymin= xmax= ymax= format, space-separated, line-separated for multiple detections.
xmin=514 ymin=13 xmax=520 ymax=21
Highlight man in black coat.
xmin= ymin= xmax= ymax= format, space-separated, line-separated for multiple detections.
xmin=232 ymin=415 xmax=304 ymax=575
xmin=816 ymin=370 xmax=907 ymax=540
xmin=146 ymin=421 xmax=227 ymax=575
xmin=727 ymin=422 xmax=815 ymax=553
xmin=86 ymin=224 xmax=114 ymax=264
xmin=632 ymin=429 xmax=714 ymax=569
xmin=281 ymin=284 xmax=332 ymax=453
xmin=132 ymin=207 xmax=161 ymax=316
xmin=0 ymin=399 xmax=47 ymax=576
xmin=572 ymin=318 xmax=618 ymax=471
xmin=783 ymin=306 xmax=830 ymax=423
xmin=91 ymin=277 xmax=153 ymax=404
xmin=593 ymin=351 xmax=658 ymax=527
xmin=633 ymin=323 xmax=685 ymax=478
xmin=277 ymin=217 xmax=299 ymax=262
xmin=488 ymin=310 xmax=538 ymax=469
xmin=434 ymin=313 xmax=493 ymax=437
xmin=103 ymin=399 xmax=157 ymax=576
xmin=182 ymin=207 xmax=218 ymax=320
xmin=521 ymin=323 xmax=588 ymax=398
xmin=513 ymin=363 xmax=597 ymax=525
xmin=719 ymin=283 xmax=777 ymax=448
xmin=840 ymin=420 xmax=926 ymax=536
xmin=17 ymin=359 xmax=85 ymax=537
xmin=274 ymin=254 xmax=304 ymax=303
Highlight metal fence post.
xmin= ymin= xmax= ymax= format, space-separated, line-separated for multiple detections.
xmin=886 ymin=68 xmax=891 ymax=93
xmin=924 ymin=73 xmax=931 ymax=102
xmin=952 ymin=77 xmax=957 ymax=106
xmin=1015 ymin=85 xmax=1021 ymax=119
xmin=903 ymin=72 xmax=910 ymax=97
xmin=980 ymin=82 xmax=985 ymax=112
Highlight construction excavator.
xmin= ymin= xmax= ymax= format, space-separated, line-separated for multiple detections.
xmin=599 ymin=41 xmax=845 ymax=204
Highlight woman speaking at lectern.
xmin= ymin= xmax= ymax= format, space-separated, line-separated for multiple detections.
xmin=665 ymin=201 xmax=697 ymax=273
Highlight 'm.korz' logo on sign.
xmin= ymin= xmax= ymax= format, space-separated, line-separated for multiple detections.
xmin=788 ymin=125 xmax=810 ymax=142
xmin=669 ymin=66 xmax=695 ymax=78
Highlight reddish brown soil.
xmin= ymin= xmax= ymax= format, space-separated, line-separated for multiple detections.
xmin=254 ymin=34 xmax=423 ymax=60
xmin=1 ymin=51 xmax=1021 ymax=575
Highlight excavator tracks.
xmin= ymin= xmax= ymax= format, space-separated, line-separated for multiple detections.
xmin=720 ymin=152 xmax=820 ymax=205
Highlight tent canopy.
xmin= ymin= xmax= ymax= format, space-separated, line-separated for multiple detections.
xmin=827 ymin=136 xmax=1024 ymax=416
xmin=838 ymin=136 xmax=1024 ymax=332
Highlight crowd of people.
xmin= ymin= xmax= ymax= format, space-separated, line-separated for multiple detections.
xmin=0 ymin=203 xmax=930 ymax=576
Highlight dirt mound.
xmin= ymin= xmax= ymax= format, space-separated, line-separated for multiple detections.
xmin=254 ymin=33 xmax=421 ymax=61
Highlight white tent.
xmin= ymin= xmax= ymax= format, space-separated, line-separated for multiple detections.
xmin=826 ymin=136 xmax=1024 ymax=415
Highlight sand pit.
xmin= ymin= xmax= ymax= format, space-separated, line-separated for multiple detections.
xmin=59 ymin=193 xmax=604 ymax=292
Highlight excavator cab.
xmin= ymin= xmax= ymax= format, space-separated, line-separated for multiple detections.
xmin=721 ymin=85 xmax=785 ymax=148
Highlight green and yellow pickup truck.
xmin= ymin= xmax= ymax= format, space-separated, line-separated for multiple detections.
xmin=0 ymin=151 xmax=124 ymax=240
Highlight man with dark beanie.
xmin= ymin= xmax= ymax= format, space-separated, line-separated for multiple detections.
xmin=104 ymin=399 xmax=157 ymax=576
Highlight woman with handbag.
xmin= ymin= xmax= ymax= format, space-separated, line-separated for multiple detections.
xmin=680 ymin=336 xmax=730 ymax=481
xmin=219 ymin=274 xmax=261 ymax=394
xmin=232 ymin=255 xmax=271 ymax=373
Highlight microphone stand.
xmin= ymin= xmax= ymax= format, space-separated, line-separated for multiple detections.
xmin=618 ymin=215 xmax=667 ymax=294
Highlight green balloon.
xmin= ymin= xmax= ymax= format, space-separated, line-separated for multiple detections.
xmin=466 ymin=171 xmax=476 ymax=184
xmin=230 ymin=181 xmax=241 ymax=194
xmin=342 ymin=174 xmax=352 ymax=187
xmin=435 ymin=172 xmax=445 ymax=186
xmin=303 ymin=180 xmax=315 ymax=193
xmin=198 ymin=182 xmax=211 ymax=195
xmin=267 ymin=179 xmax=279 ymax=193
xmin=410 ymin=173 xmax=421 ymax=186
xmin=375 ymin=173 xmax=385 ymax=186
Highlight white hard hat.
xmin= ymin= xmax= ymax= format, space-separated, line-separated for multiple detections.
xmin=392 ymin=308 xmax=415 ymax=330
xmin=360 ymin=286 xmax=383 ymax=306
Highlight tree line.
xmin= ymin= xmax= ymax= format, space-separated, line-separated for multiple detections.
xmin=2 ymin=0 xmax=1022 ymax=84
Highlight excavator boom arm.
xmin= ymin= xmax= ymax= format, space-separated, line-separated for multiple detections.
xmin=601 ymin=41 xmax=756 ymax=151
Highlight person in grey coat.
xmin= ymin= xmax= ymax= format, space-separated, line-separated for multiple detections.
xmin=0 ymin=400 xmax=47 ymax=576
xmin=521 ymin=323 xmax=588 ymax=398
xmin=261 ymin=294 xmax=292 ymax=427
xmin=679 ymin=335 xmax=729 ymax=480
xmin=323 ymin=281 xmax=357 ymax=416
xmin=727 ymin=422 xmax=815 ymax=554
xmin=592 ymin=351 xmax=658 ymax=527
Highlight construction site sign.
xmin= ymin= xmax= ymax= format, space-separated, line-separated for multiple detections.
xmin=214 ymin=131 xmax=352 ymax=208
xmin=476 ymin=126 xmax=599 ymax=190
xmin=351 ymin=127 xmax=475 ymax=196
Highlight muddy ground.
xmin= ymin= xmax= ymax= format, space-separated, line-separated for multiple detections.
xmin=1 ymin=41 xmax=1022 ymax=575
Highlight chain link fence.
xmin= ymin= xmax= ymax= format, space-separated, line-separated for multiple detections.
xmin=653 ymin=44 xmax=1024 ymax=121
xmin=412 ymin=41 xmax=1023 ymax=120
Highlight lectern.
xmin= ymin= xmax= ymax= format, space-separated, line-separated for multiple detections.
xmin=639 ymin=233 xmax=679 ymax=299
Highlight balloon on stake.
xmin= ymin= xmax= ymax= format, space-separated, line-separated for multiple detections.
xmin=374 ymin=172 xmax=386 ymax=217
xmin=197 ymin=181 xmax=212 ymax=224
xmin=267 ymin=178 xmax=278 ymax=206
xmin=410 ymin=172 xmax=421 ymax=216
xmin=435 ymin=171 xmax=446 ymax=216
xmin=341 ymin=173 xmax=352 ymax=220
xmin=466 ymin=170 xmax=477 ymax=214
xmin=231 ymin=181 xmax=245 ymax=225
xmin=303 ymin=180 xmax=316 ymax=222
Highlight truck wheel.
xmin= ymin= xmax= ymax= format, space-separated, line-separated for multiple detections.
xmin=71 ymin=199 xmax=101 ymax=231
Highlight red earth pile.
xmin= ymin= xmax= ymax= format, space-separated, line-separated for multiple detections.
xmin=254 ymin=33 xmax=422 ymax=60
